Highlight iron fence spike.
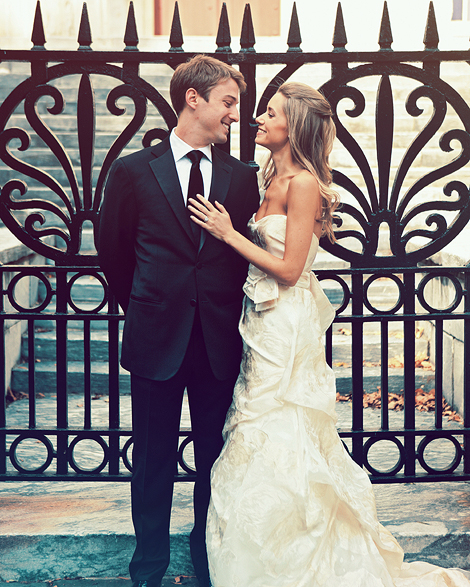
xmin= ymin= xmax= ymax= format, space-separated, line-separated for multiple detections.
xmin=332 ymin=2 xmax=347 ymax=53
xmin=240 ymin=3 xmax=256 ymax=53
xmin=424 ymin=1 xmax=439 ymax=51
xmin=31 ymin=0 xmax=46 ymax=50
xmin=378 ymin=1 xmax=393 ymax=51
xmin=124 ymin=1 xmax=139 ymax=51
xmin=287 ymin=2 xmax=302 ymax=53
xmin=216 ymin=2 xmax=232 ymax=53
xmin=77 ymin=2 xmax=93 ymax=51
xmin=169 ymin=1 xmax=184 ymax=52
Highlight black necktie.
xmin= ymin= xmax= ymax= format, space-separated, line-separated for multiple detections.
xmin=187 ymin=150 xmax=204 ymax=243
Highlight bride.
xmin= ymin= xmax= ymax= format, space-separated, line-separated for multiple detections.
xmin=188 ymin=82 xmax=470 ymax=587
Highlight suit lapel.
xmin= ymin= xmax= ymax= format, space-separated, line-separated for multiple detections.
xmin=209 ymin=147 xmax=232 ymax=206
xmin=199 ymin=147 xmax=233 ymax=253
xmin=148 ymin=140 xmax=196 ymax=245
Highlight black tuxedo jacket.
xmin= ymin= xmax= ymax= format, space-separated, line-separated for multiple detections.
xmin=98 ymin=138 xmax=260 ymax=381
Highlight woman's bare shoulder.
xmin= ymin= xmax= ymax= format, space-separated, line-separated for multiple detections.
xmin=288 ymin=169 xmax=319 ymax=191
xmin=287 ymin=170 xmax=320 ymax=199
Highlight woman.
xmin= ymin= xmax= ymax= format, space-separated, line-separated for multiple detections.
xmin=188 ymin=82 xmax=470 ymax=586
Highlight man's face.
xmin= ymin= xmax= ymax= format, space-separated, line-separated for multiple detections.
xmin=193 ymin=78 xmax=240 ymax=145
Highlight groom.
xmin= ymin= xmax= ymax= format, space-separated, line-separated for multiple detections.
xmin=98 ymin=55 xmax=259 ymax=587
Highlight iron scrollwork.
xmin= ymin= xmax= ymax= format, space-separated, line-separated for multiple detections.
xmin=0 ymin=64 xmax=177 ymax=265
xmin=319 ymin=64 xmax=470 ymax=267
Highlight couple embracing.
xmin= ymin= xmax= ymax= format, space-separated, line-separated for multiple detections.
xmin=99 ymin=56 xmax=470 ymax=587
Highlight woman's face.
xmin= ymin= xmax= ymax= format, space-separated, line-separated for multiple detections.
xmin=255 ymin=92 xmax=289 ymax=153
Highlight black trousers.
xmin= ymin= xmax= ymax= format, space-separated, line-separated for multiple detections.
xmin=129 ymin=315 xmax=237 ymax=584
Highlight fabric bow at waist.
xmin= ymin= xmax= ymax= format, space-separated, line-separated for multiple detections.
xmin=243 ymin=265 xmax=335 ymax=334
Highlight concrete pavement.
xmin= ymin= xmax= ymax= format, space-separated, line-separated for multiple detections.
xmin=1 ymin=394 xmax=470 ymax=584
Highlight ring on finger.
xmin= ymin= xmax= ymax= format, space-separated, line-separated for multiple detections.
xmin=203 ymin=215 xmax=208 ymax=223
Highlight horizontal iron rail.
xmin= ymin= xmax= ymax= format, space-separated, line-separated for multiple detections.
xmin=2 ymin=49 xmax=470 ymax=64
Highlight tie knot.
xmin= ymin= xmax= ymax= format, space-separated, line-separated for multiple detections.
xmin=187 ymin=150 xmax=204 ymax=165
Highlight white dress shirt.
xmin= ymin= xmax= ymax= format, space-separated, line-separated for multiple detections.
xmin=170 ymin=129 xmax=212 ymax=204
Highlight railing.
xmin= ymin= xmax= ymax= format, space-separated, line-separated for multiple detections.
xmin=1 ymin=0 xmax=470 ymax=482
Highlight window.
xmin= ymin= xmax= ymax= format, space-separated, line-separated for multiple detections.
xmin=154 ymin=0 xmax=280 ymax=36
xmin=452 ymin=0 xmax=470 ymax=20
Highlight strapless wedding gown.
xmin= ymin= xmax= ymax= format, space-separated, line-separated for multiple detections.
xmin=206 ymin=214 xmax=470 ymax=587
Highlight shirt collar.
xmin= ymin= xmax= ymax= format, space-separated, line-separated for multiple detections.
xmin=170 ymin=128 xmax=212 ymax=163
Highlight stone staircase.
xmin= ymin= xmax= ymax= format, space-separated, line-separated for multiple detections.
xmin=9 ymin=243 xmax=433 ymax=402
xmin=2 ymin=61 xmax=455 ymax=402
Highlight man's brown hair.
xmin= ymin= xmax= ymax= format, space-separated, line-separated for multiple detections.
xmin=170 ymin=54 xmax=246 ymax=115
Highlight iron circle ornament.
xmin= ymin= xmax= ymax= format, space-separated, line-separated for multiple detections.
xmin=363 ymin=435 xmax=406 ymax=477
xmin=416 ymin=434 xmax=463 ymax=475
xmin=315 ymin=62 xmax=470 ymax=268
xmin=0 ymin=62 xmax=177 ymax=266
xmin=363 ymin=273 xmax=405 ymax=315
xmin=67 ymin=433 xmax=109 ymax=474
xmin=317 ymin=273 xmax=351 ymax=315
xmin=9 ymin=433 xmax=54 ymax=474
xmin=178 ymin=434 xmax=196 ymax=475
xmin=121 ymin=437 xmax=133 ymax=473
xmin=6 ymin=269 xmax=54 ymax=312
xmin=66 ymin=270 xmax=108 ymax=314
xmin=416 ymin=271 xmax=463 ymax=314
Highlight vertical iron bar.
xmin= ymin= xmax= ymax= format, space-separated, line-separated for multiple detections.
xmin=380 ymin=319 xmax=389 ymax=430
xmin=464 ymin=270 xmax=470 ymax=474
xmin=28 ymin=319 xmax=36 ymax=428
xmin=55 ymin=270 xmax=68 ymax=475
xmin=403 ymin=272 xmax=416 ymax=477
xmin=351 ymin=272 xmax=364 ymax=466
xmin=434 ymin=319 xmax=443 ymax=429
xmin=238 ymin=62 xmax=257 ymax=167
xmin=84 ymin=318 xmax=92 ymax=429
xmin=325 ymin=325 xmax=333 ymax=367
xmin=108 ymin=292 xmax=121 ymax=475
xmin=0 ymin=271 xmax=6 ymax=474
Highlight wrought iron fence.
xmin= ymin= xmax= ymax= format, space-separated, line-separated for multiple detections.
xmin=1 ymin=0 xmax=470 ymax=482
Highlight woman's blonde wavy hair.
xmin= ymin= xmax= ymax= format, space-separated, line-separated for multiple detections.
xmin=261 ymin=82 xmax=339 ymax=242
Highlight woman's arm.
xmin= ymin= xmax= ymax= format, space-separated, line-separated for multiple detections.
xmin=189 ymin=171 xmax=321 ymax=287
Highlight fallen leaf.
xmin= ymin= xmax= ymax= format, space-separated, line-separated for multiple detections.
xmin=336 ymin=392 xmax=351 ymax=402
xmin=338 ymin=328 xmax=352 ymax=336
xmin=363 ymin=361 xmax=380 ymax=367
xmin=390 ymin=331 xmax=404 ymax=339
xmin=388 ymin=355 xmax=404 ymax=368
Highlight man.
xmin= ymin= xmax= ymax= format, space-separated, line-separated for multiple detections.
xmin=98 ymin=55 xmax=260 ymax=587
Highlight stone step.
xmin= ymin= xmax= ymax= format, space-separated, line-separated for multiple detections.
xmin=10 ymin=131 xmax=157 ymax=151
xmin=31 ymin=301 xmax=124 ymax=331
xmin=21 ymin=327 xmax=427 ymax=364
xmin=10 ymin=359 xmax=434 ymax=396
xmin=331 ymin=333 xmax=429 ymax=364
xmin=22 ymin=329 xmax=122 ymax=362
xmin=0 ymin=146 xmax=152 ymax=169
xmin=11 ymin=360 xmax=131 ymax=395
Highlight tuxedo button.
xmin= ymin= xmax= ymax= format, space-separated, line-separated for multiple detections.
xmin=196 ymin=262 xmax=203 ymax=270
xmin=190 ymin=299 xmax=197 ymax=307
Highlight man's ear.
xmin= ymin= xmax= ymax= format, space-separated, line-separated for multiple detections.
xmin=185 ymin=88 xmax=198 ymax=111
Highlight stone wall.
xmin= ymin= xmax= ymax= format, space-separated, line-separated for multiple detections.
xmin=418 ymin=230 xmax=470 ymax=415
xmin=0 ymin=229 xmax=49 ymax=392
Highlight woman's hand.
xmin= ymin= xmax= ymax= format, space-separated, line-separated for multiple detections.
xmin=188 ymin=195 xmax=235 ymax=242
